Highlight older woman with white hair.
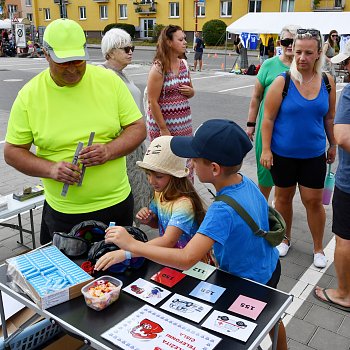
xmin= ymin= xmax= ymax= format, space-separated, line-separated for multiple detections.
xmin=260 ymin=29 xmax=337 ymax=267
xmin=101 ymin=28 xmax=151 ymax=223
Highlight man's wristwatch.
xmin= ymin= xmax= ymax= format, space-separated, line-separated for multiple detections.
xmin=247 ymin=121 xmax=256 ymax=127
xmin=125 ymin=251 xmax=132 ymax=260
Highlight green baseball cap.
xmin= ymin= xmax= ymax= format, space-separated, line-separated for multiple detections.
xmin=43 ymin=18 xmax=89 ymax=63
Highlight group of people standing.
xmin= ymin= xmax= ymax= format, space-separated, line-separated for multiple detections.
xmin=3 ymin=18 xmax=350 ymax=350
xmin=247 ymin=25 xmax=350 ymax=312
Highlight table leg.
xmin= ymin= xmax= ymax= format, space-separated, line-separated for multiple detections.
xmin=29 ymin=209 xmax=36 ymax=249
xmin=0 ymin=290 xmax=8 ymax=339
xmin=17 ymin=213 xmax=24 ymax=245
xmin=271 ymin=318 xmax=281 ymax=350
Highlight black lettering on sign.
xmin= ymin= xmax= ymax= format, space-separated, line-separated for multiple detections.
xmin=240 ymin=303 xmax=255 ymax=310
xmin=162 ymin=273 xmax=174 ymax=280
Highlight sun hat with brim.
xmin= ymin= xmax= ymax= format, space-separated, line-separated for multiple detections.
xmin=331 ymin=40 xmax=350 ymax=64
xmin=43 ymin=18 xmax=89 ymax=63
xmin=170 ymin=119 xmax=252 ymax=167
xmin=136 ymin=136 xmax=189 ymax=178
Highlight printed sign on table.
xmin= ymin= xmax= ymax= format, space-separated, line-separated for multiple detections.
xmin=101 ymin=305 xmax=221 ymax=350
xmin=183 ymin=261 xmax=216 ymax=280
xmin=190 ymin=281 xmax=226 ymax=303
xmin=151 ymin=267 xmax=186 ymax=287
xmin=123 ymin=278 xmax=171 ymax=305
xmin=160 ymin=293 xmax=212 ymax=323
xmin=202 ymin=310 xmax=257 ymax=342
xmin=228 ymin=295 xmax=267 ymax=320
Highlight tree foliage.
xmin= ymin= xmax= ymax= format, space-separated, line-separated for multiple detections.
xmin=202 ymin=19 xmax=227 ymax=46
xmin=103 ymin=23 xmax=136 ymax=38
xmin=151 ymin=23 xmax=165 ymax=42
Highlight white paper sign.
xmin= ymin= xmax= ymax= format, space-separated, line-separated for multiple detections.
xmin=202 ymin=310 xmax=257 ymax=342
xmin=101 ymin=305 xmax=221 ymax=350
xmin=160 ymin=293 xmax=212 ymax=323
xmin=123 ymin=278 xmax=171 ymax=305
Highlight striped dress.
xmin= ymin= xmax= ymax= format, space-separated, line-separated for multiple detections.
xmin=146 ymin=59 xmax=193 ymax=141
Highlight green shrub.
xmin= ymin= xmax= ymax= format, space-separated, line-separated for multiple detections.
xmin=202 ymin=19 xmax=226 ymax=46
xmin=151 ymin=24 xmax=165 ymax=43
xmin=103 ymin=23 xmax=136 ymax=38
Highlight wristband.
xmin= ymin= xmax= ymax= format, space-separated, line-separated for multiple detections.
xmin=247 ymin=121 xmax=256 ymax=127
xmin=124 ymin=251 xmax=132 ymax=260
xmin=329 ymin=144 xmax=337 ymax=148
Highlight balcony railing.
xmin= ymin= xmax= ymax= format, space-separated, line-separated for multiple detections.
xmin=92 ymin=0 xmax=110 ymax=2
xmin=312 ymin=0 xmax=345 ymax=10
xmin=53 ymin=0 xmax=69 ymax=3
xmin=134 ymin=1 xmax=157 ymax=14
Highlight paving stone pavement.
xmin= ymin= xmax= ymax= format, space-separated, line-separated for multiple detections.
xmin=1 ymin=107 xmax=350 ymax=349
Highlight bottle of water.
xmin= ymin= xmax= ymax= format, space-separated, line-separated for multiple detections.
xmin=322 ymin=164 xmax=335 ymax=205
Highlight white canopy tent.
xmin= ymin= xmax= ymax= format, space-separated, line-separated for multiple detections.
xmin=0 ymin=19 xmax=11 ymax=30
xmin=226 ymin=12 xmax=350 ymax=35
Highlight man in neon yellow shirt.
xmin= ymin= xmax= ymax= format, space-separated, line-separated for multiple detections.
xmin=4 ymin=19 xmax=146 ymax=244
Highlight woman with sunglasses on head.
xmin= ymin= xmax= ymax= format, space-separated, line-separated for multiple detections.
xmin=146 ymin=25 xmax=194 ymax=142
xmin=322 ymin=30 xmax=338 ymax=82
xmin=246 ymin=25 xmax=300 ymax=201
xmin=261 ymin=29 xmax=337 ymax=266
xmin=100 ymin=28 xmax=151 ymax=223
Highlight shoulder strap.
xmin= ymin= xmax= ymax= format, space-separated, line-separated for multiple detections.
xmin=282 ymin=71 xmax=290 ymax=99
xmin=322 ymin=72 xmax=331 ymax=94
xmin=181 ymin=58 xmax=189 ymax=71
xmin=215 ymin=194 xmax=263 ymax=236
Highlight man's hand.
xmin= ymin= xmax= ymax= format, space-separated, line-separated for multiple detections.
xmin=94 ymin=250 xmax=126 ymax=271
xmin=105 ymin=226 xmax=136 ymax=251
xmin=79 ymin=144 xmax=110 ymax=167
xmin=50 ymin=161 xmax=81 ymax=184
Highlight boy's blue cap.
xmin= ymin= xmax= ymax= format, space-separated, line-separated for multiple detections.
xmin=170 ymin=119 xmax=252 ymax=166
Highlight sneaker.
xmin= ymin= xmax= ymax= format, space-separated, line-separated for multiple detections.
xmin=313 ymin=252 xmax=327 ymax=268
xmin=276 ymin=240 xmax=290 ymax=257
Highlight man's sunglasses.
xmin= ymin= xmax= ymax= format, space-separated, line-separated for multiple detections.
xmin=280 ymin=38 xmax=294 ymax=47
xmin=297 ymin=29 xmax=320 ymax=37
xmin=120 ymin=46 xmax=135 ymax=54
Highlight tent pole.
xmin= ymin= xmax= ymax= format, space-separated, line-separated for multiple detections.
xmin=224 ymin=31 xmax=228 ymax=72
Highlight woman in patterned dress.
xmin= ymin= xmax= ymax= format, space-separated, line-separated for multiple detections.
xmin=146 ymin=25 xmax=195 ymax=141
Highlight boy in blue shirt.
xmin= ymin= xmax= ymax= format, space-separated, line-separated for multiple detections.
xmin=103 ymin=119 xmax=286 ymax=349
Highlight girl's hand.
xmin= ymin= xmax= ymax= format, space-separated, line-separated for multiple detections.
xmin=246 ymin=126 xmax=255 ymax=141
xmin=260 ymin=150 xmax=273 ymax=169
xmin=105 ymin=226 xmax=135 ymax=250
xmin=94 ymin=250 xmax=126 ymax=271
xmin=136 ymin=207 xmax=155 ymax=224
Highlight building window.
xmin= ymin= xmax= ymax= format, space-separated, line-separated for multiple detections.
xmin=195 ymin=2 xmax=205 ymax=17
xmin=27 ymin=13 xmax=33 ymax=21
xmin=100 ymin=5 xmax=108 ymax=19
xmin=79 ymin=6 xmax=86 ymax=19
xmin=44 ymin=8 xmax=51 ymax=20
xmin=170 ymin=2 xmax=179 ymax=17
xmin=220 ymin=0 xmax=232 ymax=16
xmin=8 ymin=4 xmax=17 ymax=19
xmin=25 ymin=0 xmax=32 ymax=6
xmin=249 ymin=0 xmax=261 ymax=12
xmin=281 ymin=0 xmax=295 ymax=12
xmin=119 ymin=4 xmax=127 ymax=18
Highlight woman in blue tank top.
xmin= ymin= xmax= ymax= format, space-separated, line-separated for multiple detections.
xmin=260 ymin=29 xmax=337 ymax=269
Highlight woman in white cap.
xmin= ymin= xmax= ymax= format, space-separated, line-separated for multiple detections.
xmin=100 ymin=28 xmax=151 ymax=224
xmin=95 ymin=136 xmax=206 ymax=271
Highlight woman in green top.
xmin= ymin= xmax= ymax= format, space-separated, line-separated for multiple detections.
xmin=246 ymin=25 xmax=300 ymax=201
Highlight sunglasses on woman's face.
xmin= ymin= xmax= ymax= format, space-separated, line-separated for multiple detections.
xmin=280 ymin=38 xmax=294 ymax=47
xmin=331 ymin=34 xmax=338 ymax=38
xmin=120 ymin=46 xmax=135 ymax=54
xmin=297 ymin=29 xmax=320 ymax=37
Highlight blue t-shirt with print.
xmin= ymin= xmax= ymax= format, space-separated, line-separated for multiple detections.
xmin=334 ymin=83 xmax=350 ymax=193
xmin=198 ymin=175 xmax=279 ymax=284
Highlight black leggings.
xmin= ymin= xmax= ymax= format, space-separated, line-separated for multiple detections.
xmin=40 ymin=192 xmax=134 ymax=244
xmin=266 ymin=259 xmax=281 ymax=288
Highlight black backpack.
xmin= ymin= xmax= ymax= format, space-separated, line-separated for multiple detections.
xmin=246 ymin=64 xmax=256 ymax=75
xmin=282 ymin=71 xmax=331 ymax=98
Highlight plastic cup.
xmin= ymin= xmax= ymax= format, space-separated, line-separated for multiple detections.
xmin=322 ymin=171 xmax=335 ymax=205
